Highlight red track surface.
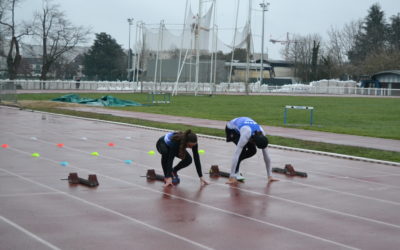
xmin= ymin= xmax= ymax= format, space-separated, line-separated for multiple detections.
xmin=1 ymin=107 xmax=400 ymax=250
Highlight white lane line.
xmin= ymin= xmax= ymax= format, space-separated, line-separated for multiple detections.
xmin=4 ymin=127 xmax=400 ymax=197
xmin=0 ymin=192 xmax=59 ymax=198
xmin=5 ymin=129 xmax=400 ymax=205
xmin=0 ymin=167 xmax=214 ymax=250
xmin=360 ymin=173 xmax=400 ymax=178
xmin=4 ymin=120 xmax=400 ymax=178
xmin=0 ymin=215 xmax=61 ymax=250
xmin=0 ymin=148 xmax=363 ymax=250
xmin=8 ymin=119 xmax=400 ymax=187
xmin=241 ymin=171 xmax=400 ymax=205
xmin=163 ymin=165 xmax=400 ymax=229
xmin=4 ymin=132 xmax=400 ymax=228
xmin=4 ymin=106 xmax=400 ymax=167
xmin=202 ymin=143 xmax=400 ymax=184
xmin=367 ymin=186 xmax=397 ymax=191
xmin=281 ymin=178 xmax=400 ymax=204
xmin=305 ymin=169 xmax=400 ymax=189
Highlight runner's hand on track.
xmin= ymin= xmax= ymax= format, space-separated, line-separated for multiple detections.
xmin=268 ymin=176 xmax=279 ymax=182
xmin=226 ymin=177 xmax=239 ymax=184
xmin=200 ymin=177 xmax=208 ymax=186
xmin=164 ymin=177 xmax=173 ymax=187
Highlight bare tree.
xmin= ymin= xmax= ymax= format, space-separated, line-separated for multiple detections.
xmin=32 ymin=0 xmax=90 ymax=81
xmin=322 ymin=20 xmax=362 ymax=79
xmin=326 ymin=27 xmax=345 ymax=65
xmin=362 ymin=50 xmax=400 ymax=74
xmin=0 ymin=0 xmax=30 ymax=79
xmin=341 ymin=20 xmax=363 ymax=59
xmin=286 ymin=33 xmax=322 ymax=82
xmin=0 ymin=1 xmax=7 ymax=74
xmin=0 ymin=0 xmax=11 ymax=58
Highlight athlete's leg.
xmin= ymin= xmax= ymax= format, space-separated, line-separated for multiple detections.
xmin=235 ymin=142 xmax=257 ymax=173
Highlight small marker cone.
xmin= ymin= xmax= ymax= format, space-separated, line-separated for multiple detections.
xmin=148 ymin=150 xmax=155 ymax=156
xmin=108 ymin=142 xmax=115 ymax=147
xmin=198 ymin=149 xmax=205 ymax=155
xmin=124 ymin=160 xmax=132 ymax=164
xmin=31 ymin=153 xmax=40 ymax=157
xmin=1 ymin=144 xmax=9 ymax=148
xmin=60 ymin=161 xmax=69 ymax=166
xmin=57 ymin=143 xmax=64 ymax=148
xmin=91 ymin=152 xmax=99 ymax=156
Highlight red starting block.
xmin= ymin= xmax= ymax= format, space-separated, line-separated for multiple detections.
xmin=146 ymin=169 xmax=165 ymax=182
xmin=272 ymin=164 xmax=307 ymax=177
xmin=68 ymin=173 xmax=99 ymax=187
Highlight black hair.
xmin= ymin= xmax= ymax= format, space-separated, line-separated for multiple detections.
xmin=172 ymin=129 xmax=197 ymax=158
xmin=253 ymin=131 xmax=268 ymax=149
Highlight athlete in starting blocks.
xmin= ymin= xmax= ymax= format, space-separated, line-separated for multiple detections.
xmin=225 ymin=117 xmax=279 ymax=184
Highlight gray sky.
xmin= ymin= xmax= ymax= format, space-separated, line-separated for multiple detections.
xmin=16 ymin=0 xmax=400 ymax=60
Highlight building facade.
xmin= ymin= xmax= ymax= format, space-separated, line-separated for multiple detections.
xmin=371 ymin=70 xmax=400 ymax=89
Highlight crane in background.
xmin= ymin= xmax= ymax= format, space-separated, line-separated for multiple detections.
xmin=269 ymin=32 xmax=296 ymax=60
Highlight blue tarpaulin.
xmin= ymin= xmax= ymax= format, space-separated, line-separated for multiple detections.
xmin=52 ymin=94 xmax=145 ymax=107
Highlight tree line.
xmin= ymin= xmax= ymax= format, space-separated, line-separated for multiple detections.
xmin=1 ymin=1 xmax=399 ymax=82
xmin=0 ymin=0 xmax=90 ymax=80
xmin=283 ymin=3 xmax=400 ymax=82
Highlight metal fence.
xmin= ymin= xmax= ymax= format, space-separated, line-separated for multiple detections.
xmin=0 ymin=80 xmax=17 ymax=103
xmin=1 ymin=79 xmax=400 ymax=97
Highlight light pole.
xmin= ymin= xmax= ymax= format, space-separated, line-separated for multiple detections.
xmin=259 ymin=1 xmax=269 ymax=85
xmin=127 ymin=18 xmax=134 ymax=81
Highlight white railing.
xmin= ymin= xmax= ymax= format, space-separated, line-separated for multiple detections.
xmin=1 ymin=79 xmax=399 ymax=97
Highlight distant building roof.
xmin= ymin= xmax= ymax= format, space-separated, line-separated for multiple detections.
xmin=267 ymin=59 xmax=294 ymax=67
xmin=253 ymin=59 xmax=293 ymax=67
xmin=372 ymin=70 xmax=400 ymax=76
xmin=372 ymin=70 xmax=400 ymax=83
xmin=225 ymin=62 xmax=271 ymax=70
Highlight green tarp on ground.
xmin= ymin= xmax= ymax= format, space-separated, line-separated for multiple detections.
xmin=51 ymin=94 xmax=145 ymax=107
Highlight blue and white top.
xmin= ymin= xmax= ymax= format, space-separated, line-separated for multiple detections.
xmin=227 ymin=117 xmax=265 ymax=135
xmin=160 ymin=132 xmax=202 ymax=178
xmin=164 ymin=132 xmax=175 ymax=146
xmin=226 ymin=117 xmax=271 ymax=178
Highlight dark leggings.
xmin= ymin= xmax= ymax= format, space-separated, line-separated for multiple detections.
xmin=156 ymin=137 xmax=192 ymax=177
xmin=225 ymin=126 xmax=257 ymax=173
xmin=235 ymin=143 xmax=256 ymax=173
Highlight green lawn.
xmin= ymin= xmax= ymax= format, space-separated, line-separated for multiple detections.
xmin=13 ymin=92 xmax=400 ymax=163
xmin=18 ymin=92 xmax=400 ymax=140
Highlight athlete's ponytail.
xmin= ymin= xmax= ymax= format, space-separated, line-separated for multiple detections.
xmin=172 ymin=129 xmax=197 ymax=158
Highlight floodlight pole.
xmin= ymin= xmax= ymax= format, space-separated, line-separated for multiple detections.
xmin=195 ymin=0 xmax=202 ymax=96
xmin=127 ymin=18 xmax=134 ymax=81
xmin=259 ymin=1 xmax=269 ymax=85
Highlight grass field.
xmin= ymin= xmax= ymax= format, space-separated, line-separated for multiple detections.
xmin=13 ymin=92 xmax=400 ymax=163
xmin=10 ymin=94 xmax=400 ymax=162
xmin=18 ymin=92 xmax=400 ymax=140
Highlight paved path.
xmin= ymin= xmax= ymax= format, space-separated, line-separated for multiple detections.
xmin=62 ymin=106 xmax=400 ymax=153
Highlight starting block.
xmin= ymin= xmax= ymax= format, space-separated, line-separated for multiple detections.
xmin=146 ymin=169 xmax=165 ymax=182
xmin=272 ymin=164 xmax=307 ymax=177
xmin=209 ymin=165 xmax=245 ymax=182
xmin=209 ymin=165 xmax=230 ymax=178
xmin=68 ymin=173 xmax=99 ymax=187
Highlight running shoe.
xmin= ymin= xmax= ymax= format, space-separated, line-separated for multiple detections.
xmin=235 ymin=173 xmax=245 ymax=181
xmin=172 ymin=172 xmax=180 ymax=184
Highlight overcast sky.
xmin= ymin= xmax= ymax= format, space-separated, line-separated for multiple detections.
xmin=16 ymin=0 xmax=400 ymax=60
